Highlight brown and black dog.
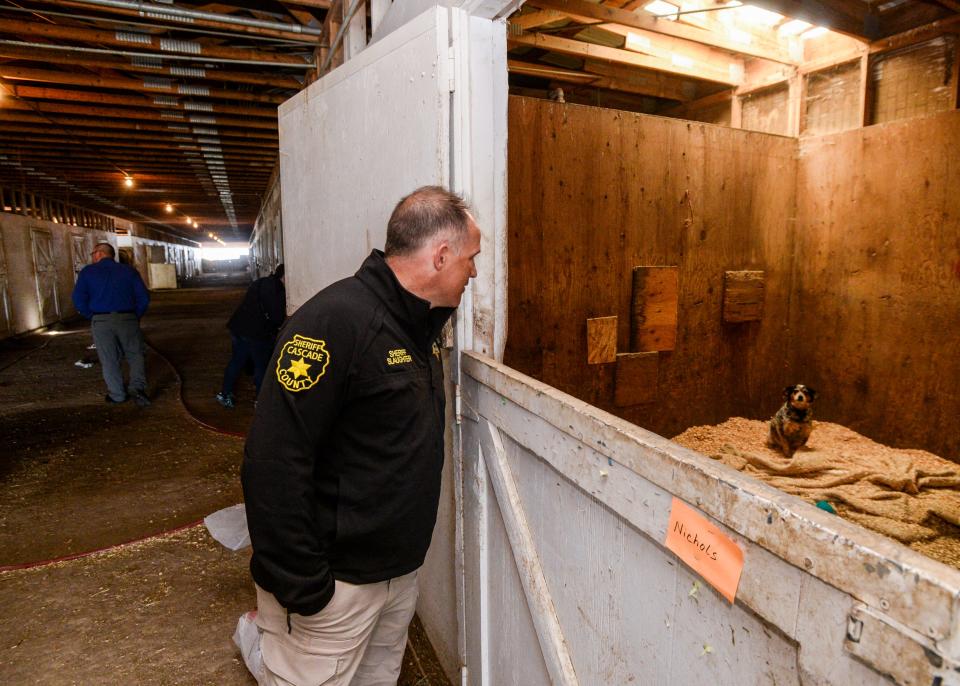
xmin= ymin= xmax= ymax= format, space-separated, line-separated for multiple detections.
xmin=767 ymin=384 xmax=817 ymax=458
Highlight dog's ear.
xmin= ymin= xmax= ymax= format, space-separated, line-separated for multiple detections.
xmin=783 ymin=385 xmax=795 ymax=399
xmin=806 ymin=387 xmax=816 ymax=401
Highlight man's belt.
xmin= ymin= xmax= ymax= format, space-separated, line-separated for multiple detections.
xmin=92 ymin=310 xmax=135 ymax=315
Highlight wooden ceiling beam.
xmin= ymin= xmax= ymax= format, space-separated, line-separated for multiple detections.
xmin=509 ymin=9 xmax=569 ymax=30
xmin=741 ymin=0 xmax=873 ymax=40
xmin=508 ymin=31 xmax=741 ymax=85
xmin=0 ymin=66 xmax=287 ymax=104
xmin=594 ymin=23 xmax=747 ymax=81
xmin=934 ymin=0 xmax=960 ymax=13
xmin=0 ymin=110 xmax=278 ymax=140
xmin=0 ymin=97 xmax=277 ymax=130
xmin=0 ymin=133 xmax=275 ymax=154
xmin=526 ymin=0 xmax=796 ymax=63
xmin=509 ymin=57 xmax=693 ymax=101
xmin=0 ymin=162 xmax=272 ymax=177
xmin=508 ymin=59 xmax=600 ymax=83
xmin=869 ymin=13 xmax=960 ymax=52
xmin=0 ymin=84 xmax=279 ymax=119
xmin=0 ymin=155 xmax=273 ymax=173
xmin=279 ymin=0 xmax=332 ymax=9
xmin=0 ymin=43 xmax=303 ymax=89
xmin=0 ymin=17 xmax=312 ymax=66
xmin=580 ymin=58 xmax=697 ymax=100
xmin=0 ymin=129 xmax=278 ymax=152
xmin=33 ymin=0 xmax=322 ymax=42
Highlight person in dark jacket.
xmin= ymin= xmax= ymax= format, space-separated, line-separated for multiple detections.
xmin=239 ymin=187 xmax=481 ymax=686
xmin=216 ymin=264 xmax=286 ymax=408
xmin=72 ymin=242 xmax=151 ymax=406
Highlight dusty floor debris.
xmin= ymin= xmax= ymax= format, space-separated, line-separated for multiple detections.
xmin=0 ymin=282 xmax=450 ymax=685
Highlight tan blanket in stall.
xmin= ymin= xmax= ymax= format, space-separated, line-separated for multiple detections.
xmin=672 ymin=418 xmax=960 ymax=567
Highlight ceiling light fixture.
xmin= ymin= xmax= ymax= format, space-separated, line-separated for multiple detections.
xmin=165 ymin=203 xmax=173 ymax=213
xmin=123 ymin=175 xmax=134 ymax=188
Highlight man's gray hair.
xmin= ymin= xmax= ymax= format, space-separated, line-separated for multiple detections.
xmin=94 ymin=242 xmax=116 ymax=258
xmin=384 ymin=186 xmax=471 ymax=257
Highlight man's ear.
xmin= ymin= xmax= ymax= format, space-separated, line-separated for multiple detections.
xmin=433 ymin=240 xmax=450 ymax=272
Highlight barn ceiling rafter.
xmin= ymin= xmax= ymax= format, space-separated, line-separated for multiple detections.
xmin=507 ymin=0 xmax=960 ymax=116
xmin=0 ymin=0 xmax=328 ymax=240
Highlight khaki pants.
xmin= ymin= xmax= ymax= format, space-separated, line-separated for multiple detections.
xmin=255 ymin=570 xmax=419 ymax=686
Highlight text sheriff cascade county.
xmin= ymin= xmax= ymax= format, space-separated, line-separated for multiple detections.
xmin=285 ymin=338 xmax=326 ymax=361
xmin=672 ymin=520 xmax=719 ymax=561
xmin=276 ymin=335 xmax=329 ymax=392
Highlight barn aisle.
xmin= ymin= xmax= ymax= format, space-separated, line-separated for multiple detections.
xmin=0 ymin=283 xmax=449 ymax=685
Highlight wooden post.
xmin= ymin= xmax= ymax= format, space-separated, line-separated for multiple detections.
xmin=370 ymin=0 xmax=389 ymax=36
xmin=787 ymin=72 xmax=803 ymax=137
xmin=952 ymin=39 xmax=960 ymax=110
xmin=730 ymin=94 xmax=742 ymax=128
xmin=343 ymin=0 xmax=367 ymax=61
xmin=858 ymin=53 xmax=872 ymax=126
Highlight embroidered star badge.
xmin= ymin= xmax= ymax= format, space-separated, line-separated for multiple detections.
xmin=287 ymin=357 xmax=311 ymax=379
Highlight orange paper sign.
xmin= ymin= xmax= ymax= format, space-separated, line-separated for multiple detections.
xmin=664 ymin=497 xmax=744 ymax=603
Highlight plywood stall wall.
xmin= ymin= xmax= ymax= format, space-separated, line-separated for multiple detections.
xmin=795 ymin=110 xmax=960 ymax=458
xmin=505 ymin=96 xmax=797 ymax=438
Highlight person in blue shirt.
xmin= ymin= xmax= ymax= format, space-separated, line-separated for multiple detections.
xmin=72 ymin=242 xmax=151 ymax=406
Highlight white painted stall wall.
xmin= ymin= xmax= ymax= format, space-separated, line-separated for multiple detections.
xmin=460 ymin=352 xmax=960 ymax=686
xmin=126 ymin=235 xmax=200 ymax=289
xmin=250 ymin=169 xmax=284 ymax=279
xmin=0 ymin=212 xmax=113 ymax=336
xmin=278 ymin=8 xmax=451 ymax=311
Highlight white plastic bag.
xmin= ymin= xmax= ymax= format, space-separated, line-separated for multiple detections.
xmin=204 ymin=503 xmax=251 ymax=551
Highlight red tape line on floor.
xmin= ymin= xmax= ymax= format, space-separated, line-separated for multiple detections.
xmin=144 ymin=338 xmax=248 ymax=439
xmin=1 ymin=337 xmax=246 ymax=572
xmin=0 ymin=519 xmax=204 ymax=573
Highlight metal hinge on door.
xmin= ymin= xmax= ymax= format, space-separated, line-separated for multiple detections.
xmin=844 ymin=604 xmax=960 ymax=685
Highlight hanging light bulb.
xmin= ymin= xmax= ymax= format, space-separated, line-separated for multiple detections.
xmin=123 ymin=175 xmax=134 ymax=188
xmin=192 ymin=220 xmax=199 ymax=228
xmin=165 ymin=203 xmax=173 ymax=213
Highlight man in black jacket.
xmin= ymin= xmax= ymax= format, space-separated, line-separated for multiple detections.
xmin=240 ymin=187 xmax=480 ymax=685
xmin=216 ymin=264 xmax=286 ymax=408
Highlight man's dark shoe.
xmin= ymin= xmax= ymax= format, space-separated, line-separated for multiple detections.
xmin=105 ymin=394 xmax=127 ymax=404
xmin=132 ymin=391 xmax=151 ymax=407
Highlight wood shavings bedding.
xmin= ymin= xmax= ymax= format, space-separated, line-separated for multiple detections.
xmin=672 ymin=418 xmax=960 ymax=569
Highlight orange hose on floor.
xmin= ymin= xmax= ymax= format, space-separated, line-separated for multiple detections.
xmin=1 ymin=338 xmax=247 ymax=572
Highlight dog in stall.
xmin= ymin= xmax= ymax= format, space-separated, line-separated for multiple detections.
xmin=767 ymin=384 xmax=817 ymax=458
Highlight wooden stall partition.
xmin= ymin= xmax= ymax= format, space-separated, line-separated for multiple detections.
xmin=505 ymin=96 xmax=798 ymax=439
xmin=795 ymin=110 xmax=960 ymax=458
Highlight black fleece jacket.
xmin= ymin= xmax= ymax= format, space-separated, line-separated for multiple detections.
xmin=241 ymin=251 xmax=453 ymax=616
xmin=227 ymin=273 xmax=286 ymax=341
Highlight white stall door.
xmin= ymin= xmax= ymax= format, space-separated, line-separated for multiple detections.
xmin=0 ymin=236 xmax=11 ymax=335
xmin=31 ymin=229 xmax=60 ymax=326
xmin=279 ymin=7 xmax=451 ymax=310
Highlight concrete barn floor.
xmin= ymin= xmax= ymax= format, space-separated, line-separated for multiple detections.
xmin=0 ymin=275 xmax=450 ymax=686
